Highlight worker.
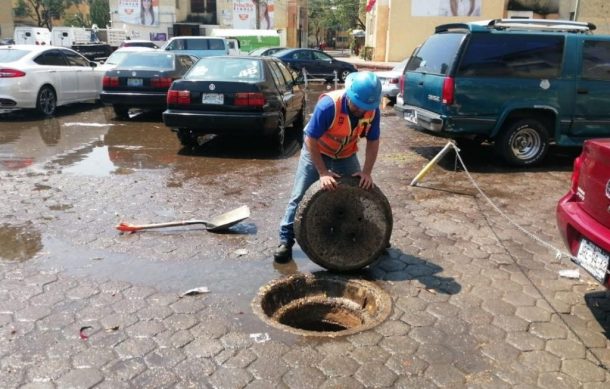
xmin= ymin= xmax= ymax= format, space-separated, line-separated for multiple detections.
xmin=274 ymin=71 xmax=382 ymax=263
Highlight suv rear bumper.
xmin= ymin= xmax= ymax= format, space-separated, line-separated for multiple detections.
xmin=394 ymin=104 xmax=444 ymax=132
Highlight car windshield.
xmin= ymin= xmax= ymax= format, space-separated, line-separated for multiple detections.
xmin=118 ymin=52 xmax=175 ymax=69
xmin=0 ymin=49 xmax=30 ymax=63
xmin=186 ymin=58 xmax=263 ymax=81
xmin=249 ymin=47 xmax=270 ymax=56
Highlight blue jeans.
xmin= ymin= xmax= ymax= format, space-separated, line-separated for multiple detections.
xmin=279 ymin=146 xmax=361 ymax=246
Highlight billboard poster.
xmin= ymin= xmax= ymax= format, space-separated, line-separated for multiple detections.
xmin=232 ymin=0 xmax=275 ymax=29
xmin=118 ymin=0 xmax=160 ymax=26
xmin=411 ymin=0 xmax=481 ymax=17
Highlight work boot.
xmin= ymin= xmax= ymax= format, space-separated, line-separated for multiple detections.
xmin=273 ymin=243 xmax=292 ymax=263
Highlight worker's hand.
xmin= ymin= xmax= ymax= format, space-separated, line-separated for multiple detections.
xmin=353 ymin=171 xmax=374 ymax=190
xmin=320 ymin=170 xmax=340 ymax=191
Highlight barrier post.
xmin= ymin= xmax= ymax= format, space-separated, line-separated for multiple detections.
xmin=410 ymin=141 xmax=457 ymax=186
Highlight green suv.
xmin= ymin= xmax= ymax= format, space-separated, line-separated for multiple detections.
xmin=395 ymin=19 xmax=610 ymax=166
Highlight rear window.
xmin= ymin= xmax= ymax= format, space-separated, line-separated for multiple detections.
xmin=581 ymin=40 xmax=610 ymax=81
xmin=406 ymin=32 xmax=465 ymax=75
xmin=457 ymin=34 xmax=564 ymax=78
xmin=0 ymin=49 xmax=29 ymax=63
xmin=186 ymin=58 xmax=263 ymax=81
xmin=186 ymin=39 xmax=226 ymax=50
xmin=119 ymin=53 xmax=175 ymax=69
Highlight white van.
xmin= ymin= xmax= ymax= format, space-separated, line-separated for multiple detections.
xmin=51 ymin=27 xmax=91 ymax=47
xmin=161 ymin=36 xmax=229 ymax=58
xmin=14 ymin=27 xmax=51 ymax=45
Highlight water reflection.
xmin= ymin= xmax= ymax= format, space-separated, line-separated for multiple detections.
xmin=0 ymin=223 xmax=42 ymax=262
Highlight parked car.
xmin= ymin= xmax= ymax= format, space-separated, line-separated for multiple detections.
xmin=395 ymin=18 xmax=610 ymax=166
xmin=249 ymin=47 xmax=288 ymax=56
xmin=95 ymin=46 xmax=156 ymax=74
xmin=0 ymin=45 xmax=101 ymax=116
xmin=161 ymin=36 xmax=229 ymax=58
xmin=100 ymin=51 xmax=198 ymax=118
xmin=556 ymin=138 xmax=610 ymax=289
xmin=0 ymin=38 xmax=15 ymax=46
xmin=272 ymin=48 xmax=357 ymax=82
xmin=163 ymin=56 xmax=306 ymax=152
xmin=374 ymin=58 xmax=408 ymax=103
xmin=120 ymin=39 xmax=159 ymax=49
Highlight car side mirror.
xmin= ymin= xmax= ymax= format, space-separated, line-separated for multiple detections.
xmin=90 ymin=61 xmax=98 ymax=68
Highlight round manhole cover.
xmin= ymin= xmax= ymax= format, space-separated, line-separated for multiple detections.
xmin=295 ymin=176 xmax=393 ymax=271
xmin=252 ymin=273 xmax=392 ymax=337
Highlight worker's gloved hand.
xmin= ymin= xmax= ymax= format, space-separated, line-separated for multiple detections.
xmin=320 ymin=170 xmax=340 ymax=191
xmin=353 ymin=171 xmax=374 ymax=189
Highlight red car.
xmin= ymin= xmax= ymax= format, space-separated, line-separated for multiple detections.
xmin=557 ymin=139 xmax=610 ymax=288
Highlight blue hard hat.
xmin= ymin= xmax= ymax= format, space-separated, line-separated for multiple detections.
xmin=345 ymin=71 xmax=382 ymax=111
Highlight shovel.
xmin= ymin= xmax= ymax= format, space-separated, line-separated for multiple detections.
xmin=116 ymin=205 xmax=250 ymax=233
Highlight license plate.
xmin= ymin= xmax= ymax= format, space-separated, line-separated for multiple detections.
xmin=202 ymin=93 xmax=224 ymax=105
xmin=576 ymin=239 xmax=610 ymax=283
xmin=127 ymin=78 xmax=143 ymax=87
xmin=404 ymin=109 xmax=417 ymax=124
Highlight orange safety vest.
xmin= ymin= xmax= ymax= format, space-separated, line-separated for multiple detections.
xmin=317 ymin=90 xmax=376 ymax=159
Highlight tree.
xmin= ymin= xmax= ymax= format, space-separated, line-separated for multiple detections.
xmin=89 ymin=0 xmax=110 ymax=28
xmin=308 ymin=0 xmax=366 ymax=46
xmin=13 ymin=0 xmax=83 ymax=29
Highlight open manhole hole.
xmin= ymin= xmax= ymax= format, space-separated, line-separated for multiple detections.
xmin=252 ymin=273 xmax=392 ymax=337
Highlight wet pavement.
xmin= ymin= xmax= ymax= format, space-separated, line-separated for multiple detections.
xmin=0 ymin=87 xmax=609 ymax=388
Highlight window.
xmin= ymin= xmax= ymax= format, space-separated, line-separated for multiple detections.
xmin=63 ymin=50 xmax=90 ymax=67
xmin=312 ymin=51 xmax=332 ymax=61
xmin=34 ymin=50 xmax=67 ymax=66
xmin=276 ymin=61 xmax=295 ymax=84
xmin=269 ymin=61 xmax=288 ymax=90
xmin=457 ymin=34 xmax=564 ymax=78
xmin=187 ymin=58 xmax=262 ymax=81
xmin=582 ymin=40 xmax=610 ymax=81
xmin=407 ymin=33 xmax=465 ymax=75
xmin=191 ymin=0 xmax=216 ymax=14
xmin=291 ymin=50 xmax=311 ymax=60
xmin=177 ymin=55 xmax=195 ymax=71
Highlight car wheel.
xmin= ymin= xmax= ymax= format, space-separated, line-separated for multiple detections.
xmin=339 ymin=69 xmax=352 ymax=83
xmin=35 ymin=86 xmax=56 ymax=117
xmin=273 ymin=111 xmax=286 ymax=155
xmin=112 ymin=105 xmax=129 ymax=119
xmin=176 ymin=129 xmax=197 ymax=148
xmin=495 ymin=118 xmax=549 ymax=166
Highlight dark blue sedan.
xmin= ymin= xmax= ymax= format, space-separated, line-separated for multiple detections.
xmin=272 ymin=48 xmax=357 ymax=82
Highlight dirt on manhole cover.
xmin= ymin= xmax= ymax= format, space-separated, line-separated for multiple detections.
xmin=252 ymin=273 xmax=392 ymax=337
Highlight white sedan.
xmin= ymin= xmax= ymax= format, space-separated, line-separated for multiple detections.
xmin=95 ymin=46 xmax=156 ymax=74
xmin=374 ymin=58 xmax=408 ymax=103
xmin=0 ymin=45 xmax=102 ymax=116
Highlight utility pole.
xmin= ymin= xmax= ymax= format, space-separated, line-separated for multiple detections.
xmin=254 ymin=0 xmax=260 ymax=29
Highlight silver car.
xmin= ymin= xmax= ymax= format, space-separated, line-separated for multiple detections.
xmin=374 ymin=59 xmax=408 ymax=102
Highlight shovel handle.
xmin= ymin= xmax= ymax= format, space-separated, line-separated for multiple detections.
xmin=116 ymin=220 xmax=209 ymax=233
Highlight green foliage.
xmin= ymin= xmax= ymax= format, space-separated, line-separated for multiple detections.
xmin=63 ymin=12 xmax=90 ymax=27
xmin=12 ymin=0 xmax=84 ymax=28
xmin=89 ymin=0 xmax=110 ymax=28
xmin=308 ymin=0 xmax=366 ymax=46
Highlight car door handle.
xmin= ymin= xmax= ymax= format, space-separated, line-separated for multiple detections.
xmin=418 ymin=82 xmax=424 ymax=86
xmin=577 ymin=88 xmax=588 ymax=94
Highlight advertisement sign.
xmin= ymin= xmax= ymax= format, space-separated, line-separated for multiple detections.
xmin=118 ymin=0 xmax=160 ymax=26
xmin=232 ymin=0 xmax=274 ymax=29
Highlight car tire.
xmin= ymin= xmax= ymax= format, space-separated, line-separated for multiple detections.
xmin=176 ymin=129 xmax=197 ymax=148
xmin=112 ymin=105 xmax=129 ymax=119
xmin=273 ymin=111 xmax=286 ymax=155
xmin=339 ymin=69 xmax=352 ymax=83
xmin=35 ymin=86 xmax=57 ymax=117
xmin=495 ymin=118 xmax=549 ymax=166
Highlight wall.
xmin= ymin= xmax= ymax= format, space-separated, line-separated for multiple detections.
xmin=0 ymin=0 xmax=14 ymax=39
xmin=578 ymin=0 xmax=610 ymax=34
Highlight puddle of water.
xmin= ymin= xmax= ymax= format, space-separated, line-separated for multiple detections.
xmin=0 ymin=223 xmax=43 ymax=262
xmin=63 ymin=145 xmax=117 ymax=177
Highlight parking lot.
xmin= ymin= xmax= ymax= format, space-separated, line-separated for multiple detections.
xmin=0 ymin=95 xmax=609 ymax=388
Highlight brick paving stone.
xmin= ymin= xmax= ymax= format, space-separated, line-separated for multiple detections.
xmin=173 ymin=357 xmax=217 ymax=380
xmin=375 ymin=319 xmax=410 ymax=336
xmin=56 ymin=367 xmax=103 ymax=389
xmin=21 ymin=383 xmax=55 ymax=389
xmin=208 ymin=366 xmax=253 ymax=389
xmin=394 ymin=375 xmax=439 ymax=389
xmin=379 ymin=335 xmax=419 ymax=355
xmin=225 ymin=349 xmax=257 ymax=369
xmin=350 ymin=345 xmax=390 ymax=365
xmin=561 ymin=359 xmax=606 ymax=382
xmin=247 ymin=356 xmax=289 ymax=381
xmin=136 ymin=305 xmax=173 ymax=321
xmin=282 ymin=366 xmax=326 ymax=389
xmin=515 ymin=306 xmax=552 ymax=322
xmin=528 ymin=322 xmax=568 ymax=340
xmin=184 ymin=338 xmax=224 ymax=358
xmin=26 ymin=356 xmax=71 ymax=382
xmin=163 ymin=313 xmax=198 ymax=331
xmin=480 ymin=342 xmax=520 ymax=363
xmin=416 ymin=343 xmax=459 ymax=365
xmin=424 ymin=364 xmax=466 ymax=387
xmin=190 ymin=321 xmax=229 ymax=340
xmin=250 ymin=340 xmax=290 ymax=359
xmin=102 ymin=357 xmax=147 ymax=381
xmin=545 ymin=339 xmax=586 ymax=359
xmin=537 ymin=372 xmax=581 ymax=389
xmin=491 ymin=314 xmax=529 ymax=332
xmin=320 ymin=376 xmax=365 ymax=389
xmin=519 ymin=351 xmax=561 ymax=372
xmin=316 ymin=354 xmax=360 ymax=377
xmin=354 ymin=362 xmax=398 ymax=388
xmin=506 ymin=332 xmax=545 ymax=352
xmin=72 ymin=348 xmax=116 ymax=369
xmin=401 ymin=311 xmax=437 ymax=327
xmin=409 ymin=326 xmax=447 ymax=344
xmin=131 ymin=367 xmax=178 ymax=388
xmin=144 ymin=347 xmax=186 ymax=369
xmin=347 ymin=330 xmax=383 ymax=346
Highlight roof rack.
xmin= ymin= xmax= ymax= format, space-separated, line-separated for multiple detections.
xmin=488 ymin=19 xmax=596 ymax=33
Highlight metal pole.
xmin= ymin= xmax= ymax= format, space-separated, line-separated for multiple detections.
xmin=410 ymin=141 xmax=456 ymax=186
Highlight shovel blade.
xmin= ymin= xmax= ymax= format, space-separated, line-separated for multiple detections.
xmin=206 ymin=205 xmax=250 ymax=231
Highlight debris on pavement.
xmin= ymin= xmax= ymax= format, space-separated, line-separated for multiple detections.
xmin=79 ymin=326 xmax=93 ymax=340
xmin=249 ymin=333 xmax=270 ymax=343
xmin=234 ymin=249 xmax=248 ymax=256
xmin=180 ymin=286 xmax=210 ymax=297
xmin=559 ymin=269 xmax=580 ymax=279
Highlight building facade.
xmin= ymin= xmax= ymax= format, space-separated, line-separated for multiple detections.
xmin=366 ymin=0 xmax=610 ymax=62
xmin=107 ymin=0 xmax=307 ymax=48
xmin=0 ymin=0 xmax=14 ymax=39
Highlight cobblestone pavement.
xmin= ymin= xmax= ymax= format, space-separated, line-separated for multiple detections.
xmin=0 ymin=103 xmax=609 ymax=388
